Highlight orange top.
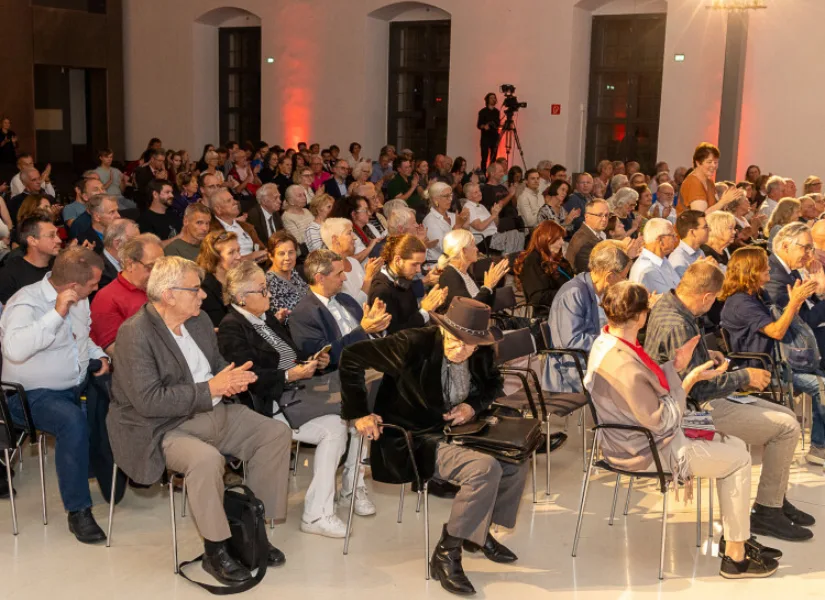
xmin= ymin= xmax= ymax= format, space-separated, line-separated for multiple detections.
xmin=677 ymin=171 xmax=715 ymax=214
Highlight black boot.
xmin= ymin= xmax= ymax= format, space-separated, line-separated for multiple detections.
xmin=463 ymin=532 xmax=518 ymax=563
xmin=202 ymin=542 xmax=252 ymax=585
xmin=535 ymin=432 xmax=568 ymax=455
xmin=67 ymin=508 xmax=106 ymax=544
xmin=783 ymin=498 xmax=816 ymax=527
xmin=751 ymin=503 xmax=813 ymax=541
xmin=430 ymin=524 xmax=476 ymax=596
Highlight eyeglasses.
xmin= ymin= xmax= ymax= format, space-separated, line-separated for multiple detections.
xmin=170 ymin=286 xmax=201 ymax=294
xmin=586 ymin=212 xmax=610 ymax=219
xmin=793 ymin=241 xmax=814 ymax=253
xmin=244 ymin=287 xmax=270 ymax=298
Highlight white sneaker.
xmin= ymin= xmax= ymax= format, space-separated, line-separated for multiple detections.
xmin=300 ymin=514 xmax=348 ymax=538
xmin=339 ymin=487 xmax=377 ymax=516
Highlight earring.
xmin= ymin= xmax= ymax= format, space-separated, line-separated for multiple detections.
xmin=238 ymin=300 xmax=246 ymax=307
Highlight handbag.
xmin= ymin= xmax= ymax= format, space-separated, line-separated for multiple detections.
xmin=770 ymin=304 xmax=822 ymax=373
xmin=177 ymin=485 xmax=269 ymax=594
xmin=444 ymin=413 xmax=543 ymax=463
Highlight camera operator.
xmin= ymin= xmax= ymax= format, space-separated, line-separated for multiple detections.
xmin=477 ymin=93 xmax=500 ymax=172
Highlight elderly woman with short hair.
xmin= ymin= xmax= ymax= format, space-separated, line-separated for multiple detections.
xmin=609 ymin=186 xmax=641 ymax=238
xmin=765 ymin=198 xmax=801 ymax=248
xmin=281 ymin=184 xmax=314 ymax=246
xmin=701 ymin=210 xmax=737 ymax=272
xmin=305 ymin=192 xmax=334 ymax=252
xmin=463 ymin=181 xmax=525 ymax=254
xmin=320 ymin=217 xmax=382 ymax=305
xmin=293 ymin=165 xmax=315 ymax=203
xmin=437 ymin=229 xmax=510 ymax=312
xmin=423 ymin=181 xmax=470 ymax=263
xmin=266 ymin=230 xmax=309 ymax=314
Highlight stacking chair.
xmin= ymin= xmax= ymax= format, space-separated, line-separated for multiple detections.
xmin=0 ymin=382 xmax=48 ymax=534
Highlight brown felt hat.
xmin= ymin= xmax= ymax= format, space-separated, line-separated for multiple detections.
xmin=429 ymin=297 xmax=503 ymax=346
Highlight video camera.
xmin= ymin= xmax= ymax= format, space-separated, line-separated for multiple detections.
xmin=500 ymin=84 xmax=527 ymax=115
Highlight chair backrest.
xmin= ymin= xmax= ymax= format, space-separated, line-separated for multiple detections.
xmin=539 ymin=321 xmax=552 ymax=349
xmin=0 ymin=385 xmax=20 ymax=451
xmin=494 ymin=327 xmax=535 ymax=365
xmin=492 ymin=285 xmax=517 ymax=313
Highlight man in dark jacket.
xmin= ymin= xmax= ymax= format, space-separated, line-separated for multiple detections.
xmin=565 ymin=199 xmax=609 ymax=273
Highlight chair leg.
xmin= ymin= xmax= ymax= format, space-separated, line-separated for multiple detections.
xmin=622 ymin=477 xmax=634 ymax=516
xmin=545 ymin=417 xmax=551 ymax=496
xmin=572 ymin=431 xmax=599 ymax=557
xmin=169 ymin=477 xmax=179 ymax=574
xmin=581 ymin=409 xmax=588 ymax=472
xmin=242 ymin=460 xmax=247 ymax=484
xmin=106 ymin=462 xmax=118 ymax=547
xmin=181 ymin=477 xmax=187 ymax=518
xmin=292 ymin=442 xmax=301 ymax=477
xmin=424 ymin=481 xmax=430 ymax=581
xmin=5 ymin=448 xmax=17 ymax=535
xmin=397 ymin=484 xmax=405 ymax=524
xmin=416 ymin=489 xmax=422 ymax=513
xmin=608 ymin=474 xmax=621 ymax=525
xmin=343 ymin=436 xmax=365 ymax=555
xmin=37 ymin=434 xmax=47 ymax=525
xmin=695 ymin=477 xmax=702 ymax=547
xmin=659 ymin=486 xmax=670 ymax=580
xmin=708 ymin=479 xmax=714 ymax=540
xmin=531 ymin=450 xmax=537 ymax=504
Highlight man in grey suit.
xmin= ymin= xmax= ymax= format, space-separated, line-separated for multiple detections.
xmin=109 ymin=256 xmax=292 ymax=586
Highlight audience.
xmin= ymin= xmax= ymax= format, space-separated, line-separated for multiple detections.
xmin=516 ymin=168 xmax=543 ymax=228
xmin=566 ymin=199 xmax=610 ymax=273
xmin=609 ymin=187 xmax=642 ymax=238
xmin=423 ymin=181 xmax=470 ymax=263
xmin=701 ymin=211 xmax=737 ymax=271
xmin=0 ymin=214 xmax=61 ymax=304
xmin=208 ymin=188 xmax=267 ymax=262
xmin=133 ymin=147 xmax=168 ymax=211
xmin=436 ymin=229 xmax=509 ymax=312
xmin=305 ymin=192 xmax=334 ymax=252
xmin=322 ymin=159 xmax=350 ymax=200
xmin=73 ymin=194 xmax=121 ymax=254
xmin=65 ymin=177 xmax=107 ymax=234
xmin=668 ymin=210 xmax=710 ymax=277
xmin=564 ymin=172 xmax=594 ymax=231
xmin=387 ymin=157 xmax=423 ymax=212
xmin=197 ymin=230 xmax=242 ymax=327
xmin=538 ymin=180 xmax=577 ymax=234
xmin=138 ymin=179 xmax=181 ymax=243
xmin=629 ymin=218 xmax=680 ymax=294
xmin=463 ymin=181 xmax=524 ymax=254
xmin=513 ymin=220 xmax=573 ymax=315
xmin=265 ymin=230 xmax=309 ymax=314
xmin=764 ymin=198 xmax=800 ymax=248
xmin=320 ymin=217 xmax=381 ymax=305
xmin=247 ymin=183 xmax=283 ymax=245
xmin=281 ymin=184 xmax=314 ymax=247
xmin=165 ymin=203 xmax=211 ymax=261
xmin=99 ymin=218 xmax=139 ymax=288
xmin=759 ymin=175 xmax=785 ymax=218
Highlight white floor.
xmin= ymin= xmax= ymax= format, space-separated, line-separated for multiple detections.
xmin=1 ymin=420 xmax=823 ymax=600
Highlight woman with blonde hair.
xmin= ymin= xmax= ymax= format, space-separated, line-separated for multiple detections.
xmin=196 ymin=230 xmax=242 ymax=326
xmin=701 ymin=211 xmax=737 ymax=272
xmin=764 ymin=198 xmax=801 ymax=246
xmin=294 ymin=165 xmax=316 ymax=203
xmin=304 ymin=192 xmax=334 ymax=252
xmin=347 ymin=161 xmax=372 ymax=194
xmin=422 ymin=180 xmax=470 ymax=262
xmin=202 ymin=149 xmax=226 ymax=185
xmin=436 ymin=228 xmax=510 ymax=312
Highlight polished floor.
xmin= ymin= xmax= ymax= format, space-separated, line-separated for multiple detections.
xmin=1 ymin=416 xmax=823 ymax=600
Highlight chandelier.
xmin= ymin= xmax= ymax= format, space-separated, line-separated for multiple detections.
xmin=706 ymin=0 xmax=767 ymax=9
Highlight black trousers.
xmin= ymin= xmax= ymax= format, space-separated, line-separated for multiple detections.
xmin=480 ymin=134 xmax=499 ymax=171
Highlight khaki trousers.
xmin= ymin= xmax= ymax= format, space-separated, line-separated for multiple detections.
xmin=161 ymin=402 xmax=292 ymax=541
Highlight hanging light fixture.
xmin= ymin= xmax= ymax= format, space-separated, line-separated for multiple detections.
xmin=706 ymin=0 xmax=767 ymax=10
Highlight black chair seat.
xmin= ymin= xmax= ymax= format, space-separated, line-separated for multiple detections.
xmin=594 ymin=459 xmax=674 ymax=482
xmin=544 ymin=392 xmax=589 ymax=417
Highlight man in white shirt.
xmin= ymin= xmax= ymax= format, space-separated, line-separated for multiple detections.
xmin=208 ymin=189 xmax=267 ymax=262
xmin=0 ymin=247 xmax=111 ymax=544
xmin=517 ymin=169 xmax=543 ymax=228
xmin=536 ymin=159 xmax=553 ymax=195
xmin=10 ymin=153 xmax=55 ymax=198
xmin=668 ymin=209 xmax=710 ymax=277
xmin=759 ymin=175 xmax=786 ymax=218
xmin=630 ymin=218 xmax=682 ymax=294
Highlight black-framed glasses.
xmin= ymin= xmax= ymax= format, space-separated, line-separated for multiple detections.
xmin=586 ymin=212 xmax=610 ymax=218
xmin=793 ymin=241 xmax=814 ymax=253
xmin=170 ymin=286 xmax=200 ymax=294
xmin=243 ymin=287 xmax=270 ymax=298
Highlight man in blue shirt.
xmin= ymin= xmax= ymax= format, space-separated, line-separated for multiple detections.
xmin=669 ymin=209 xmax=709 ymax=277
xmin=629 ymin=217 xmax=681 ymax=294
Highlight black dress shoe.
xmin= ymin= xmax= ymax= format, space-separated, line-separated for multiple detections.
xmin=719 ymin=535 xmax=782 ymax=560
xmin=0 ymin=477 xmax=16 ymax=499
xmin=202 ymin=545 xmax=252 ymax=585
xmin=462 ymin=532 xmax=518 ymax=563
xmin=535 ymin=432 xmax=568 ymax=455
xmin=67 ymin=508 xmax=107 ymax=544
xmin=267 ymin=542 xmax=286 ymax=566
xmin=413 ymin=478 xmax=460 ymax=499
xmin=430 ymin=524 xmax=476 ymax=596
xmin=751 ymin=504 xmax=813 ymax=541
xmin=783 ymin=498 xmax=816 ymax=527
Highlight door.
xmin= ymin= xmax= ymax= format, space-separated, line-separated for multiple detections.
xmin=584 ymin=14 xmax=666 ymax=175
xmin=388 ymin=20 xmax=450 ymax=160
xmin=219 ymin=27 xmax=261 ymax=145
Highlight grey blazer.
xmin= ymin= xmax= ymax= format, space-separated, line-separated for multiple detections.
xmin=108 ymin=303 xmax=228 ymax=484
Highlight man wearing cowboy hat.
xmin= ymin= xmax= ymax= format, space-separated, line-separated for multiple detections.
xmin=339 ymin=297 xmax=529 ymax=597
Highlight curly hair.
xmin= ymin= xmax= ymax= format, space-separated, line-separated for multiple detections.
xmin=196 ymin=230 xmax=238 ymax=274
xmin=718 ymin=246 xmax=768 ymax=301
xmin=513 ymin=220 xmax=567 ymax=280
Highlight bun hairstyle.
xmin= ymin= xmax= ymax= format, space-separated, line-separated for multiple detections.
xmin=380 ymin=234 xmax=426 ymax=265
xmin=601 ymin=281 xmax=649 ymax=326
xmin=436 ymin=229 xmax=475 ymax=271
xmin=423 ymin=181 xmax=452 ymax=209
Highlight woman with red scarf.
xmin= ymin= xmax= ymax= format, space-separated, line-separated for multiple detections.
xmin=330 ymin=194 xmax=378 ymax=262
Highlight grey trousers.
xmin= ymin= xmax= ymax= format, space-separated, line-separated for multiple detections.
xmin=700 ymin=397 xmax=799 ymax=508
xmin=433 ymin=442 xmax=529 ymax=546
xmin=161 ymin=402 xmax=292 ymax=541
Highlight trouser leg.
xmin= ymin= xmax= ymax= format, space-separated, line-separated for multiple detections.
xmin=80 ymin=374 xmax=126 ymax=505
xmin=793 ymin=372 xmax=825 ymax=448
xmin=491 ymin=460 xmax=529 ymax=529
xmin=9 ymin=389 xmax=92 ymax=513
xmin=701 ymin=398 xmax=799 ymax=508
xmin=341 ymin=426 xmax=367 ymax=495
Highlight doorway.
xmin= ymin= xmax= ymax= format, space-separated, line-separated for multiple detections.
xmin=219 ymin=26 xmax=261 ymax=145
xmin=584 ymin=14 xmax=666 ymax=175
xmin=387 ymin=20 xmax=450 ymax=160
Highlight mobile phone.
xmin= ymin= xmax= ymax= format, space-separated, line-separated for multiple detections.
xmin=314 ymin=344 xmax=332 ymax=357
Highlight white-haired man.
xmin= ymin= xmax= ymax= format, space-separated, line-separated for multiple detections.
xmin=759 ymin=175 xmax=786 ymax=218
xmin=629 ymin=217 xmax=681 ymax=294
xmin=247 ymin=183 xmax=283 ymax=244
xmin=99 ymin=218 xmax=140 ymax=289
xmin=208 ymin=188 xmax=267 ymax=262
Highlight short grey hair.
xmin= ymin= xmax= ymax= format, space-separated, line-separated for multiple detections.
xmin=773 ymin=222 xmax=811 ymax=254
xmin=351 ymin=161 xmax=371 ymax=180
xmin=208 ymin=188 xmax=233 ymax=211
xmin=303 ymin=249 xmax=343 ymax=285
xmin=89 ymin=194 xmax=118 ymax=215
xmin=146 ymin=256 xmax=204 ymax=303
xmin=320 ymin=217 xmax=352 ymax=249
xmin=655 ymin=172 xmax=670 ymax=184
xmin=119 ymin=232 xmax=162 ymax=265
xmin=589 ymin=240 xmax=631 ymax=274
xmin=103 ymin=218 xmax=138 ymax=250
xmin=608 ymin=186 xmax=638 ymax=211
xmin=463 ymin=182 xmax=480 ymax=196
xmin=256 ymin=183 xmax=279 ymax=203
xmin=387 ymin=207 xmax=416 ymax=234
xmin=642 ymin=218 xmax=674 ymax=245
xmin=285 ymin=184 xmax=306 ymax=205
xmin=536 ymin=159 xmax=553 ymax=172
xmin=382 ymin=199 xmax=408 ymax=225
xmin=766 ymin=175 xmax=784 ymax=196
xmin=223 ymin=261 xmax=265 ymax=305
xmin=610 ymin=174 xmax=629 ymax=192
xmin=706 ymin=210 xmax=736 ymax=239
xmin=424 ymin=181 xmax=452 ymax=208
xmin=20 ymin=167 xmax=39 ymax=184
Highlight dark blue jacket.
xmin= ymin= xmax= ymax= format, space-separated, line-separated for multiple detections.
xmin=288 ymin=290 xmax=368 ymax=367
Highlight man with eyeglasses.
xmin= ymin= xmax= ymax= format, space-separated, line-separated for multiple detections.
xmin=629 ymin=217 xmax=682 ymax=294
xmin=0 ymin=213 xmax=61 ymax=304
xmin=98 ymin=218 xmax=139 ymax=290
xmin=198 ymin=172 xmax=221 ymax=204
xmin=669 ymin=210 xmax=711 ymax=277
xmin=565 ymin=199 xmax=610 ymax=274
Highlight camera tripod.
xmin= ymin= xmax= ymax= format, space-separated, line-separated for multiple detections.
xmin=499 ymin=112 xmax=526 ymax=169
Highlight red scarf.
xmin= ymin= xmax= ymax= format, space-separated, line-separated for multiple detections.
xmin=353 ymin=224 xmax=370 ymax=245
xmin=606 ymin=326 xmax=670 ymax=391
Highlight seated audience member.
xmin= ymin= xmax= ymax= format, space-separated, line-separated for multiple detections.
xmin=133 ymin=147 xmax=168 ymax=212
xmin=516 ymin=169 xmax=544 ymax=228
xmin=310 ymin=153 xmax=331 ymax=191
xmin=9 ymin=166 xmax=55 ymax=227
xmin=608 ymin=187 xmax=641 ymax=239
xmin=668 ymin=210 xmax=709 ymax=277
xmin=758 ymin=175 xmax=785 ymax=219
xmin=701 ymin=211 xmax=737 ymax=272
xmin=720 ymin=247 xmax=825 ymax=466
xmin=513 ymin=220 xmax=573 ymax=316
xmin=271 ymin=155 xmax=294 ymax=199
xmin=109 ymin=256 xmax=290 ymax=585
xmin=0 ymin=214 xmax=60 ymax=304
xmin=165 ymin=203 xmax=211 ymax=261
xmin=587 ymin=281 xmax=780 ymax=579
xmin=370 ymin=151 xmax=393 ymax=186
xmin=10 ymin=154 xmax=55 ymax=199
xmin=605 ymin=215 xmax=627 ymax=240
xmin=16 ymin=194 xmax=57 ymax=225
xmin=563 ymin=172 xmax=594 ymax=231
xmin=95 ymin=148 xmax=134 ymax=211
xmin=629 ymin=218 xmax=681 ymax=294
xmin=542 ymin=241 xmax=630 ymax=392
xmin=387 ymin=157 xmax=423 ymax=212
xmin=348 ymin=161 xmax=372 ymax=195
xmin=99 ymin=218 xmax=139 ymax=289
xmin=266 ymin=230 xmax=309 ymax=313
xmin=91 ymin=234 xmax=162 ymax=354
xmin=358 ymin=182 xmax=387 ymax=239
xmin=799 ymin=194 xmax=819 ymax=225
xmin=645 ymin=261 xmax=814 ymax=541
xmin=320 ymin=217 xmax=382 ymax=305
xmin=804 ymin=175 xmax=822 ymax=196
xmin=281 ymin=184 xmax=314 ymax=247
xmin=481 ymin=162 xmax=518 ymax=222
xmin=368 ymin=234 xmax=448 ymax=334
xmin=198 ymin=171 xmax=221 ymax=203
xmin=226 ymin=149 xmax=260 ymax=211
xmin=565 ymin=199 xmax=609 ymax=273
xmin=322 ymin=159 xmax=350 ymax=200
xmin=332 ymin=194 xmax=379 ymax=259
xmin=340 ymin=297 xmax=528 ymax=596
xmin=423 ymin=181 xmax=470 ymax=263
xmin=812 ymin=219 xmax=825 ymax=266
xmin=289 ymin=249 xmax=391 ymax=367
xmin=74 ymin=194 xmax=121 ymax=254
xmin=437 ymin=229 xmax=510 ymax=312
xmin=764 ymin=198 xmax=800 ymax=248
xmin=217 ymin=262 xmax=372 ymax=538
xmin=464 ymin=181 xmax=525 ymax=255
xmin=247 ymin=183 xmax=283 ymax=245
xmin=0 ymin=247 xmax=118 ymax=544
xmin=650 ymin=182 xmax=677 ymax=224
xmin=171 ymin=171 xmax=199 ymax=219
xmin=63 ymin=177 xmax=102 ymax=227
xmin=610 ymin=173 xmax=629 ymax=196
xmin=295 ymin=165 xmax=316 ymax=204
xmin=208 ymin=188 xmax=267 ymax=263
xmin=370 ymin=200 xmax=425 ymax=259
xmin=305 ymin=193 xmax=334 ymax=252
xmin=538 ymin=180 xmax=578 ymax=235
xmin=197 ymin=230 xmax=242 ymax=327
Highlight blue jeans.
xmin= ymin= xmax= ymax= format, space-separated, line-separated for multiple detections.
xmin=791 ymin=372 xmax=825 ymax=448
xmin=8 ymin=387 xmax=92 ymax=512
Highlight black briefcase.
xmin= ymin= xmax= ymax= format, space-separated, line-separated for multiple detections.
xmin=444 ymin=414 xmax=542 ymax=463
